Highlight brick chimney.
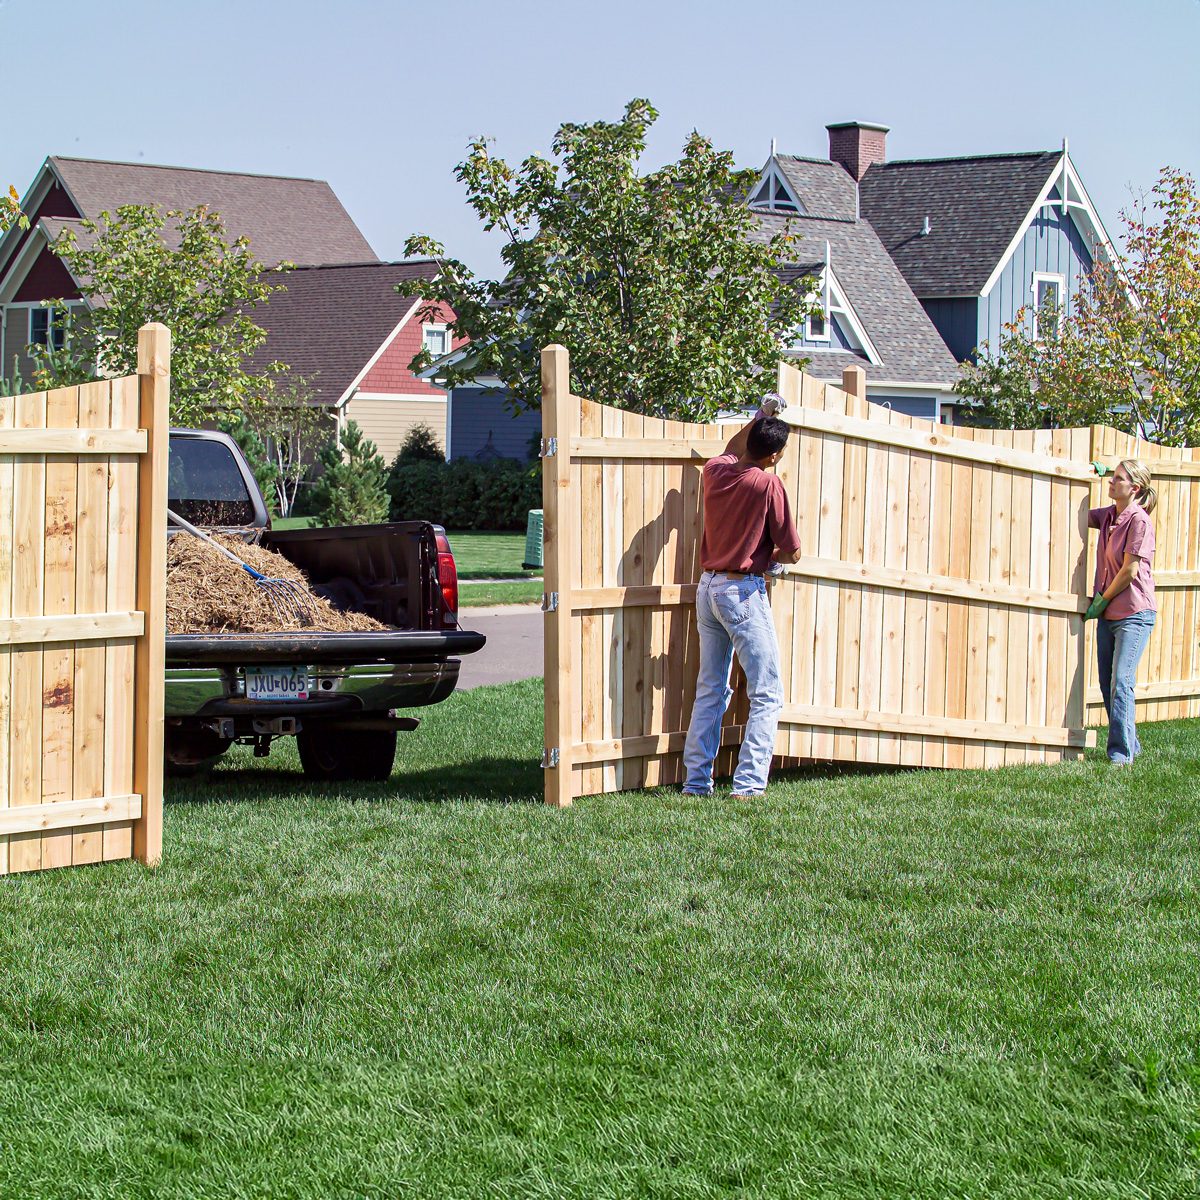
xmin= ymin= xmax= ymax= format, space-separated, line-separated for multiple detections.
xmin=826 ymin=121 xmax=889 ymax=181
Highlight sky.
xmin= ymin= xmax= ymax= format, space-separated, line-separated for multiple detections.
xmin=2 ymin=0 xmax=1198 ymax=278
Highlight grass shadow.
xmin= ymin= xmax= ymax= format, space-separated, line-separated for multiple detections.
xmin=166 ymin=755 xmax=542 ymax=808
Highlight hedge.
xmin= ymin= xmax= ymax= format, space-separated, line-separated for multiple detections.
xmin=387 ymin=458 xmax=541 ymax=531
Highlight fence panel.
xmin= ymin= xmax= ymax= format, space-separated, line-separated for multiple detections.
xmin=0 ymin=324 xmax=168 ymax=871
xmin=541 ymin=345 xmax=1200 ymax=807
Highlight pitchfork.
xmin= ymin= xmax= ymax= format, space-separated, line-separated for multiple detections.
xmin=167 ymin=508 xmax=315 ymax=627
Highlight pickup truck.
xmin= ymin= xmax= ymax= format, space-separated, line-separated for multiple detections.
xmin=165 ymin=430 xmax=485 ymax=780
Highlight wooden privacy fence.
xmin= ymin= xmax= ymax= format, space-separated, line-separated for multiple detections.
xmin=0 ymin=324 xmax=169 ymax=873
xmin=540 ymin=344 xmax=1200 ymax=808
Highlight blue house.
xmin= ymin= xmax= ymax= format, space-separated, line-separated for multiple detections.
xmin=850 ymin=126 xmax=1120 ymax=363
xmin=432 ymin=121 xmax=1119 ymax=458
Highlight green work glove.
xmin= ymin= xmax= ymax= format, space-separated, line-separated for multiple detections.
xmin=1084 ymin=593 xmax=1110 ymax=621
xmin=1092 ymin=461 xmax=1111 ymax=477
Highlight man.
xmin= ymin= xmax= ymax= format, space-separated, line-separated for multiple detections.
xmin=682 ymin=394 xmax=801 ymax=801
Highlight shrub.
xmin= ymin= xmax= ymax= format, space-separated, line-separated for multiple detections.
xmin=387 ymin=457 xmax=540 ymax=530
xmin=311 ymin=420 xmax=390 ymax=526
xmin=396 ymin=422 xmax=445 ymax=463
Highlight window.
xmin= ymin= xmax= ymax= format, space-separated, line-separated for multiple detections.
xmin=1031 ymin=273 xmax=1065 ymax=340
xmin=805 ymin=310 xmax=830 ymax=342
xmin=29 ymin=305 xmax=67 ymax=351
xmin=748 ymin=167 xmax=805 ymax=215
xmin=168 ymin=437 xmax=256 ymax=527
xmin=422 ymin=323 xmax=451 ymax=359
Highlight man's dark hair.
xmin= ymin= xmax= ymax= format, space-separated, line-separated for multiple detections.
xmin=747 ymin=416 xmax=790 ymax=460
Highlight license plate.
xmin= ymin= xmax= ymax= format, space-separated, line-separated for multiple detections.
xmin=245 ymin=667 xmax=309 ymax=701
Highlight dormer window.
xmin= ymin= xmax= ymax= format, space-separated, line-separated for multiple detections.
xmin=805 ymin=310 xmax=830 ymax=342
xmin=422 ymin=323 xmax=451 ymax=359
xmin=749 ymin=164 xmax=806 ymax=215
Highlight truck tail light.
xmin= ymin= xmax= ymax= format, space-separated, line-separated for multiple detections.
xmin=433 ymin=527 xmax=458 ymax=627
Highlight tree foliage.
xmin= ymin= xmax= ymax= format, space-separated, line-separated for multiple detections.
xmin=403 ymin=98 xmax=813 ymax=422
xmin=955 ymin=168 xmax=1200 ymax=443
xmin=395 ymin=422 xmax=445 ymax=463
xmin=240 ymin=374 xmax=334 ymax=517
xmin=1 ymin=184 xmax=27 ymax=235
xmin=311 ymin=421 xmax=390 ymax=526
xmin=49 ymin=204 xmax=290 ymax=425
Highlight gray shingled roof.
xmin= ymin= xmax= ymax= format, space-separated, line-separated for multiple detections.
xmin=752 ymin=158 xmax=959 ymax=388
xmin=858 ymin=152 xmax=1060 ymax=298
xmin=244 ymin=260 xmax=439 ymax=405
xmin=48 ymin=156 xmax=377 ymax=267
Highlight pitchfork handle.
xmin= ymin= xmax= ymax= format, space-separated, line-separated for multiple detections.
xmin=166 ymin=508 xmax=269 ymax=581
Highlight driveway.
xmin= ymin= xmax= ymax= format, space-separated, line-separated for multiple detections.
xmin=456 ymin=605 xmax=543 ymax=689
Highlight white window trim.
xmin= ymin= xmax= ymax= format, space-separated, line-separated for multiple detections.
xmin=804 ymin=309 xmax=831 ymax=343
xmin=1030 ymin=271 xmax=1065 ymax=340
xmin=748 ymin=160 xmax=805 ymax=215
xmin=422 ymin=322 xmax=451 ymax=359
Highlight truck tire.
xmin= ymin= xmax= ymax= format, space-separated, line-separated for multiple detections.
xmin=297 ymin=725 xmax=397 ymax=782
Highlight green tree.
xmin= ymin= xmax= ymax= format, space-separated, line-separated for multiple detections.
xmin=218 ymin=413 xmax=282 ymax=517
xmin=403 ymin=98 xmax=813 ymax=422
xmin=241 ymin=373 xmax=334 ymax=517
xmin=311 ymin=420 xmax=389 ymax=526
xmin=47 ymin=204 xmax=290 ymax=425
xmin=955 ymin=167 xmax=1200 ymax=443
xmin=395 ymin=422 xmax=445 ymax=464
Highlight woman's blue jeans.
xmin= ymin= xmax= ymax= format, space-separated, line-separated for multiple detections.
xmin=683 ymin=572 xmax=784 ymax=796
xmin=1096 ymin=609 xmax=1155 ymax=764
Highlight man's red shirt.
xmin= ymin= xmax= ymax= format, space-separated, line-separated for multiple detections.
xmin=699 ymin=453 xmax=801 ymax=575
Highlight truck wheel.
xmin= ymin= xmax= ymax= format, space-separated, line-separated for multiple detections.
xmin=297 ymin=726 xmax=397 ymax=782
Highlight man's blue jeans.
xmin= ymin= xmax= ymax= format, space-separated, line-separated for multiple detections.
xmin=683 ymin=571 xmax=784 ymax=796
xmin=1096 ymin=608 xmax=1156 ymax=764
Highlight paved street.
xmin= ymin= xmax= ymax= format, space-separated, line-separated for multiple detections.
xmin=456 ymin=605 xmax=543 ymax=689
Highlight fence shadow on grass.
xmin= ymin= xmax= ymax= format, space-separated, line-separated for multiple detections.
xmin=166 ymin=754 xmax=543 ymax=807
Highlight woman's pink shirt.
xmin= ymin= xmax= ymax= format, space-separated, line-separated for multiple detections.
xmin=1089 ymin=502 xmax=1156 ymax=618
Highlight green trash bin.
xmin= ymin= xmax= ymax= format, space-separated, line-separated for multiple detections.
xmin=522 ymin=508 xmax=544 ymax=571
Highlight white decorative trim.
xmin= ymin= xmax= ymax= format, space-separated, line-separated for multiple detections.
xmin=349 ymin=391 xmax=447 ymax=403
xmin=748 ymin=158 xmax=806 ymax=215
xmin=979 ymin=152 xmax=1125 ymax=301
xmin=333 ymin=296 xmax=423 ymax=407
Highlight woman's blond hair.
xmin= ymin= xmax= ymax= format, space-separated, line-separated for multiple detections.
xmin=1119 ymin=458 xmax=1158 ymax=515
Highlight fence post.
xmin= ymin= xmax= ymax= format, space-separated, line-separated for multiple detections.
xmin=541 ymin=345 xmax=576 ymax=807
xmin=132 ymin=323 xmax=170 ymax=864
xmin=841 ymin=365 xmax=866 ymax=406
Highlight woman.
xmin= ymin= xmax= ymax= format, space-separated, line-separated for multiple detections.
xmin=1087 ymin=458 xmax=1158 ymax=764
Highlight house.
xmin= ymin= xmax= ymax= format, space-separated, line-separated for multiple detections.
xmin=0 ymin=157 xmax=459 ymax=456
xmin=849 ymin=124 xmax=1119 ymax=363
xmin=243 ymin=259 xmax=462 ymax=459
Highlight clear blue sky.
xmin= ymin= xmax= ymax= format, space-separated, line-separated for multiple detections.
xmin=3 ymin=0 xmax=1197 ymax=277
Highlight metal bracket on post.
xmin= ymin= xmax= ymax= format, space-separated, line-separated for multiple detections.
xmin=539 ymin=436 xmax=558 ymax=458
xmin=540 ymin=748 xmax=560 ymax=769
xmin=540 ymin=592 xmax=559 ymax=612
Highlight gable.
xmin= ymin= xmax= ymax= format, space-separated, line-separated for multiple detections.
xmin=859 ymin=152 xmax=1059 ymax=298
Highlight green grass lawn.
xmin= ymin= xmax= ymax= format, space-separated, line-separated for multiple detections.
xmin=459 ymin=578 xmax=542 ymax=607
xmin=445 ymin=530 xmax=538 ymax=579
xmin=2 ymin=680 xmax=1197 ymax=1198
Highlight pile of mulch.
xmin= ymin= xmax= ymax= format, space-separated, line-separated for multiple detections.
xmin=166 ymin=533 xmax=386 ymax=634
